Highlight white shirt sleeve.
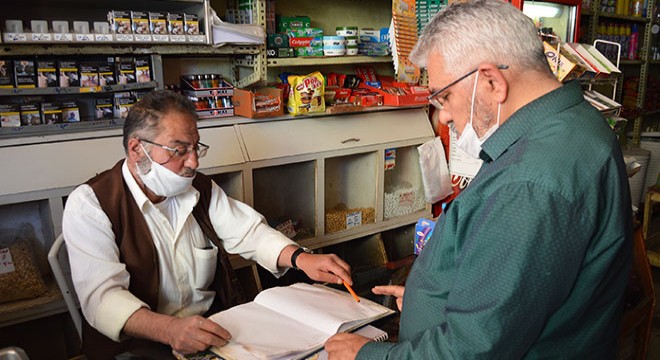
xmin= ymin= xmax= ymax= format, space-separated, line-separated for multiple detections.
xmin=62 ymin=184 xmax=148 ymax=342
xmin=208 ymin=181 xmax=296 ymax=275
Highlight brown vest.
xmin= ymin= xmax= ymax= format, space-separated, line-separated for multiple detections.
xmin=82 ymin=160 xmax=245 ymax=360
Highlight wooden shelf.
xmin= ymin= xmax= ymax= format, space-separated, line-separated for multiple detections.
xmin=266 ymin=55 xmax=392 ymax=67
xmin=0 ymin=43 xmax=260 ymax=56
xmin=0 ymin=278 xmax=68 ymax=328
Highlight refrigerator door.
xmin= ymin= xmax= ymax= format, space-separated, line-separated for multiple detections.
xmin=522 ymin=0 xmax=581 ymax=42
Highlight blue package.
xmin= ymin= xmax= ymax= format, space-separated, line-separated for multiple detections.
xmin=414 ymin=218 xmax=436 ymax=255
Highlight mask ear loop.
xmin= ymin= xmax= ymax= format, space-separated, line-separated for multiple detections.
xmin=496 ymin=102 xmax=501 ymax=126
xmin=469 ymin=70 xmax=479 ymax=127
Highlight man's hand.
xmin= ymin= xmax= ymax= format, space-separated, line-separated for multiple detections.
xmin=325 ymin=333 xmax=371 ymax=360
xmin=165 ymin=315 xmax=232 ymax=355
xmin=372 ymin=285 xmax=405 ymax=311
xmin=124 ymin=308 xmax=232 ymax=355
xmin=296 ymin=252 xmax=353 ymax=285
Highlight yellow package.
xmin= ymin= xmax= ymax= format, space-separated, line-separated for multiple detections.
xmin=287 ymin=71 xmax=325 ymax=116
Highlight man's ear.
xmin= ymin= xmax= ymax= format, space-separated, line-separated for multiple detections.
xmin=478 ymin=63 xmax=508 ymax=105
xmin=127 ymin=138 xmax=143 ymax=161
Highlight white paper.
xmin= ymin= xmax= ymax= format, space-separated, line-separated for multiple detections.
xmin=448 ymin=128 xmax=483 ymax=178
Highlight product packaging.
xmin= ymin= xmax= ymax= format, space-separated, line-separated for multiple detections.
xmin=41 ymin=102 xmax=63 ymax=124
xmin=0 ymin=60 xmax=14 ymax=88
xmin=61 ymin=101 xmax=80 ymax=122
xmin=58 ymin=61 xmax=80 ymax=87
xmin=14 ymin=60 xmax=36 ymax=88
xmin=20 ymin=104 xmax=41 ymax=126
xmin=287 ymin=71 xmax=325 ymax=115
xmin=36 ymin=61 xmax=58 ymax=88
xmin=0 ymin=104 xmax=20 ymax=127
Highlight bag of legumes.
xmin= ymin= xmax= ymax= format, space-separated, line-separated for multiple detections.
xmin=287 ymin=71 xmax=325 ymax=116
xmin=0 ymin=225 xmax=48 ymax=303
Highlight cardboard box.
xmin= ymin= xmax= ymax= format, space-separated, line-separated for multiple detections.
xmin=61 ymin=101 xmax=80 ymax=122
xmin=108 ymin=10 xmax=132 ymax=34
xmin=167 ymin=13 xmax=184 ymax=35
xmin=79 ymin=62 xmax=99 ymax=87
xmin=361 ymin=77 xmax=429 ymax=106
xmin=131 ymin=11 xmax=150 ymax=34
xmin=135 ymin=57 xmax=151 ymax=83
xmin=543 ymin=41 xmax=580 ymax=82
xmin=184 ymin=13 xmax=199 ymax=35
xmin=20 ymin=103 xmax=41 ymax=125
xmin=95 ymin=97 xmax=114 ymax=119
xmin=233 ymin=87 xmax=284 ymax=119
xmin=276 ymin=15 xmax=311 ymax=33
xmin=41 ymin=102 xmax=63 ymax=124
xmin=99 ymin=61 xmax=117 ymax=86
xmin=149 ymin=12 xmax=168 ymax=35
xmin=117 ymin=57 xmax=136 ymax=84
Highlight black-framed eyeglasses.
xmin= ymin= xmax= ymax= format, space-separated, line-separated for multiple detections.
xmin=139 ymin=138 xmax=209 ymax=164
xmin=427 ymin=64 xmax=509 ymax=110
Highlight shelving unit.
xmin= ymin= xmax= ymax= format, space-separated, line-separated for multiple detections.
xmin=582 ymin=0 xmax=657 ymax=145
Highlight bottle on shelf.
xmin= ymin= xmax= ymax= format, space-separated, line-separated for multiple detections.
xmin=629 ymin=24 xmax=639 ymax=59
xmin=632 ymin=0 xmax=644 ymax=16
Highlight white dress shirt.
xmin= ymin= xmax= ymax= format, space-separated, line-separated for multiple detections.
xmin=62 ymin=160 xmax=295 ymax=341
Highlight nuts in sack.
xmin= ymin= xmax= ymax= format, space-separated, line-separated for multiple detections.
xmin=287 ymin=71 xmax=325 ymax=116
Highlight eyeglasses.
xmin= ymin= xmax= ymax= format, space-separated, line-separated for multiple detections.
xmin=427 ymin=64 xmax=509 ymax=110
xmin=139 ymin=138 xmax=209 ymax=164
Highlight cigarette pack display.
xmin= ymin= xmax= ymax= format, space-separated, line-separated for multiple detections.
xmin=184 ymin=13 xmax=199 ymax=35
xmin=61 ymin=101 xmax=80 ymax=122
xmin=117 ymin=57 xmax=136 ymax=84
xmin=131 ymin=11 xmax=150 ymax=34
xmin=0 ymin=60 xmax=14 ymax=88
xmin=36 ymin=61 xmax=58 ymax=88
xmin=149 ymin=11 xmax=168 ymax=41
xmin=114 ymin=92 xmax=135 ymax=118
xmin=99 ymin=61 xmax=117 ymax=86
xmin=58 ymin=61 xmax=80 ymax=87
xmin=0 ymin=104 xmax=20 ymax=127
xmin=108 ymin=10 xmax=132 ymax=34
xmin=41 ymin=102 xmax=63 ymax=124
xmin=95 ymin=97 xmax=114 ymax=119
xmin=20 ymin=104 xmax=41 ymax=126
xmin=79 ymin=63 xmax=99 ymax=87
xmin=135 ymin=57 xmax=151 ymax=83
xmin=168 ymin=13 xmax=184 ymax=35
xmin=14 ymin=60 xmax=36 ymax=88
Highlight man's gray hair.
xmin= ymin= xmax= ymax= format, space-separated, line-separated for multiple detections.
xmin=410 ymin=0 xmax=550 ymax=77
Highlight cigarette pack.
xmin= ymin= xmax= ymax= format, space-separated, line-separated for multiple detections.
xmin=149 ymin=12 xmax=168 ymax=35
xmin=14 ymin=60 xmax=36 ymax=88
xmin=79 ymin=63 xmax=99 ymax=87
xmin=99 ymin=61 xmax=117 ymax=86
xmin=0 ymin=104 xmax=20 ymax=127
xmin=0 ymin=60 xmax=14 ymax=88
xmin=41 ymin=102 xmax=63 ymax=124
xmin=114 ymin=92 xmax=135 ymax=118
xmin=131 ymin=11 xmax=150 ymax=34
xmin=117 ymin=57 xmax=136 ymax=84
xmin=58 ymin=61 xmax=80 ymax=87
xmin=184 ymin=13 xmax=199 ymax=35
xmin=167 ymin=13 xmax=184 ymax=35
xmin=108 ymin=10 xmax=132 ymax=34
xmin=61 ymin=101 xmax=80 ymax=122
xmin=20 ymin=104 xmax=41 ymax=126
xmin=95 ymin=97 xmax=114 ymax=119
xmin=37 ymin=61 xmax=58 ymax=88
xmin=135 ymin=57 xmax=151 ymax=83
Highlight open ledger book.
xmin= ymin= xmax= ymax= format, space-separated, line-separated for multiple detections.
xmin=207 ymin=282 xmax=395 ymax=360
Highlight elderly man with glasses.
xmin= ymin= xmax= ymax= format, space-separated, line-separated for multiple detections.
xmin=326 ymin=0 xmax=632 ymax=359
xmin=63 ymin=90 xmax=353 ymax=359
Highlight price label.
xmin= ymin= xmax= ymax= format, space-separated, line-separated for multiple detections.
xmin=0 ymin=248 xmax=16 ymax=275
xmin=275 ymin=220 xmax=297 ymax=239
xmin=346 ymin=211 xmax=362 ymax=229
xmin=54 ymin=33 xmax=73 ymax=41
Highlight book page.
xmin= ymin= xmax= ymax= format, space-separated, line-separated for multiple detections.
xmin=254 ymin=283 xmax=393 ymax=335
xmin=209 ymin=301 xmax=329 ymax=360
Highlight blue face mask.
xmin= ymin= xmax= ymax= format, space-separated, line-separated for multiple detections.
xmin=453 ymin=71 xmax=501 ymax=159
xmin=137 ymin=143 xmax=195 ymax=197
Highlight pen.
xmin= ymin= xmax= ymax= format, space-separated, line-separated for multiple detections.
xmin=343 ymin=280 xmax=360 ymax=303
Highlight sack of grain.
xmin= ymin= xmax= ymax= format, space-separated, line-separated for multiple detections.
xmin=0 ymin=238 xmax=48 ymax=303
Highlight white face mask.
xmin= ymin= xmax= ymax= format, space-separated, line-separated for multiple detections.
xmin=454 ymin=71 xmax=501 ymax=159
xmin=137 ymin=143 xmax=195 ymax=197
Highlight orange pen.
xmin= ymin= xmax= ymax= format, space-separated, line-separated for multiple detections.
xmin=343 ymin=280 xmax=360 ymax=303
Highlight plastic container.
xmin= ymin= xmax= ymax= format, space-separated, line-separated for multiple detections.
xmin=336 ymin=26 xmax=358 ymax=37
xmin=346 ymin=45 xmax=358 ymax=55
xmin=345 ymin=36 xmax=358 ymax=46
xmin=324 ymin=47 xmax=346 ymax=56
xmin=323 ymin=36 xmax=345 ymax=46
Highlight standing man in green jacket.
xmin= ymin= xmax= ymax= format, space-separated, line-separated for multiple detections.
xmin=326 ymin=0 xmax=632 ymax=358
